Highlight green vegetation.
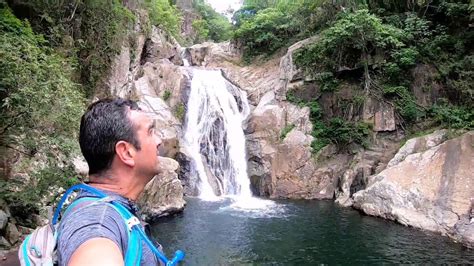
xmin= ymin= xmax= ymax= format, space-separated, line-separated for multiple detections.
xmin=192 ymin=0 xmax=232 ymax=43
xmin=145 ymin=0 xmax=182 ymax=38
xmin=235 ymin=0 xmax=473 ymax=151
xmin=280 ymin=124 xmax=295 ymax=140
xmin=0 ymin=4 xmax=84 ymax=218
xmin=0 ymin=164 xmax=80 ymax=224
xmin=0 ymin=0 xmax=192 ymax=224
xmin=5 ymin=0 xmax=137 ymax=95
xmin=286 ymin=94 xmax=370 ymax=152
xmin=163 ymin=90 xmax=172 ymax=101
xmin=0 ymin=5 xmax=85 ymax=152
xmin=174 ymin=103 xmax=186 ymax=121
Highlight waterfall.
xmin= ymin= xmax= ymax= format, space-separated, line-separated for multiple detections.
xmin=181 ymin=49 xmax=191 ymax=67
xmin=183 ymin=69 xmax=252 ymax=199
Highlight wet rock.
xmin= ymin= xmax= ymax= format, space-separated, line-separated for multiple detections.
xmin=452 ymin=215 xmax=474 ymax=248
xmin=188 ymin=41 xmax=280 ymax=105
xmin=353 ymin=131 xmax=474 ymax=247
xmin=139 ymin=157 xmax=186 ymax=222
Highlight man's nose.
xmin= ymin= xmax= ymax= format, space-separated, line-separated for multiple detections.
xmin=154 ymin=132 xmax=162 ymax=145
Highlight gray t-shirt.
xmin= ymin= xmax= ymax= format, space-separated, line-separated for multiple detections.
xmin=57 ymin=189 xmax=160 ymax=265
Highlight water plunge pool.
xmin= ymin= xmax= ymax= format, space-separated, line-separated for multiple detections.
xmin=151 ymin=197 xmax=474 ymax=265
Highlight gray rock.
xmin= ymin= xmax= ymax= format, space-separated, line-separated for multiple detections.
xmin=0 ymin=236 xmax=10 ymax=249
xmin=362 ymin=97 xmax=396 ymax=132
xmin=138 ymin=157 xmax=186 ymax=222
xmin=353 ymin=131 xmax=474 ymax=247
xmin=0 ymin=210 xmax=8 ymax=231
xmin=5 ymin=223 xmax=20 ymax=245
xmin=387 ymin=129 xmax=447 ymax=168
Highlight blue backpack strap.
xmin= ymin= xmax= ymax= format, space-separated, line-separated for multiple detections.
xmin=108 ymin=203 xmax=142 ymax=266
xmin=53 ymin=184 xmax=185 ymax=265
xmin=109 ymin=203 xmax=185 ymax=266
xmin=52 ymin=184 xmax=107 ymax=225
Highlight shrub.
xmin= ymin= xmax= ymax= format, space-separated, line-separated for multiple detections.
xmin=144 ymin=0 xmax=181 ymax=38
xmin=0 ymin=6 xmax=85 ymax=221
xmin=193 ymin=0 xmax=232 ymax=43
xmin=280 ymin=124 xmax=295 ymax=140
xmin=163 ymin=90 xmax=172 ymax=101
xmin=233 ymin=7 xmax=297 ymax=58
xmin=382 ymin=85 xmax=424 ymax=123
xmin=0 ymin=163 xmax=80 ymax=225
xmin=295 ymin=9 xmax=404 ymax=75
xmin=174 ymin=103 xmax=185 ymax=121
xmin=0 ymin=6 xmax=85 ymax=150
xmin=431 ymin=103 xmax=473 ymax=130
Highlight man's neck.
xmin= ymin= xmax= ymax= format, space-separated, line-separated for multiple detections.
xmin=87 ymin=172 xmax=145 ymax=201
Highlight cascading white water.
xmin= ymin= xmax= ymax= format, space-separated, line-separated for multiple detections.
xmin=180 ymin=48 xmax=190 ymax=67
xmin=183 ymin=69 xmax=252 ymax=199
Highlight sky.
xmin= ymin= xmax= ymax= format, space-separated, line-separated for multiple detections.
xmin=205 ymin=0 xmax=243 ymax=16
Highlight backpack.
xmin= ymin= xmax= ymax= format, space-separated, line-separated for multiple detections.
xmin=18 ymin=184 xmax=185 ymax=266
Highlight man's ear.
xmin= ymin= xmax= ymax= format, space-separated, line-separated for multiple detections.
xmin=115 ymin=141 xmax=136 ymax=167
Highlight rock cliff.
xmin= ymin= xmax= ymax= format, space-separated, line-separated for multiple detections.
xmin=184 ymin=37 xmax=473 ymax=247
xmin=105 ymin=21 xmax=188 ymax=219
xmin=353 ymin=131 xmax=473 ymax=247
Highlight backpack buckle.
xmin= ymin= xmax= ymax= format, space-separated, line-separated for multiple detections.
xmin=126 ymin=216 xmax=140 ymax=231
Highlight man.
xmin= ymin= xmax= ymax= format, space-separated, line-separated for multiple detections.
xmin=57 ymin=98 xmax=162 ymax=265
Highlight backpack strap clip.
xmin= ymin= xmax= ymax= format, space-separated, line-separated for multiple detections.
xmin=125 ymin=216 xmax=141 ymax=231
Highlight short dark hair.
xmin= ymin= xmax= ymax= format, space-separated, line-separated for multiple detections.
xmin=79 ymin=98 xmax=141 ymax=175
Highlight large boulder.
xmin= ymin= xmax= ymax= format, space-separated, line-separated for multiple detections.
xmin=0 ymin=236 xmax=10 ymax=249
xmin=335 ymin=136 xmax=403 ymax=207
xmin=141 ymin=27 xmax=183 ymax=66
xmin=139 ymin=157 xmax=186 ymax=222
xmin=272 ymin=129 xmax=329 ymax=199
xmin=106 ymin=25 xmax=185 ymax=99
xmin=246 ymin=91 xmax=347 ymax=199
xmin=5 ymin=223 xmax=20 ymax=245
xmin=353 ymin=130 xmax=474 ymax=247
xmin=362 ymin=97 xmax=396 ymax=132
xmin=135 ymin=61 xmax=190 ymax=109
xmin=278 ymin=36 xmax=320 ymax=100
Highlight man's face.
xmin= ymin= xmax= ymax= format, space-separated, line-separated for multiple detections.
xmin=129 ymin=110 xmax=162 ymax=179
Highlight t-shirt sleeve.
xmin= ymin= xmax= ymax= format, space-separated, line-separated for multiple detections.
xmin=57 ymin=203 xmax=128 ymax=266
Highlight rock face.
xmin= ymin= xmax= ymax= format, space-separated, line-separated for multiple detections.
xmin=0 ymin=201 xmax=22 ymax=249
xmin=245 ymin=91 xmax=348 ymax=199
xmin=104 ymin=23 xmax=188 ymax=219
xmin=353 ymin=131 xmax=474 ymax=247
xmin=187 ymin=41 xmax=279 ymax=105
xmin=138 ymin=157 xmax=186 ymax=222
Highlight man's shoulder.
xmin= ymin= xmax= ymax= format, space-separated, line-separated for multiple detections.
xmin=57 ymin=200 xmax=129 ymax=265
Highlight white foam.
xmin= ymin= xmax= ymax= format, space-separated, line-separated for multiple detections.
xmin=217 ymin=197 xmax=289 ymax=219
